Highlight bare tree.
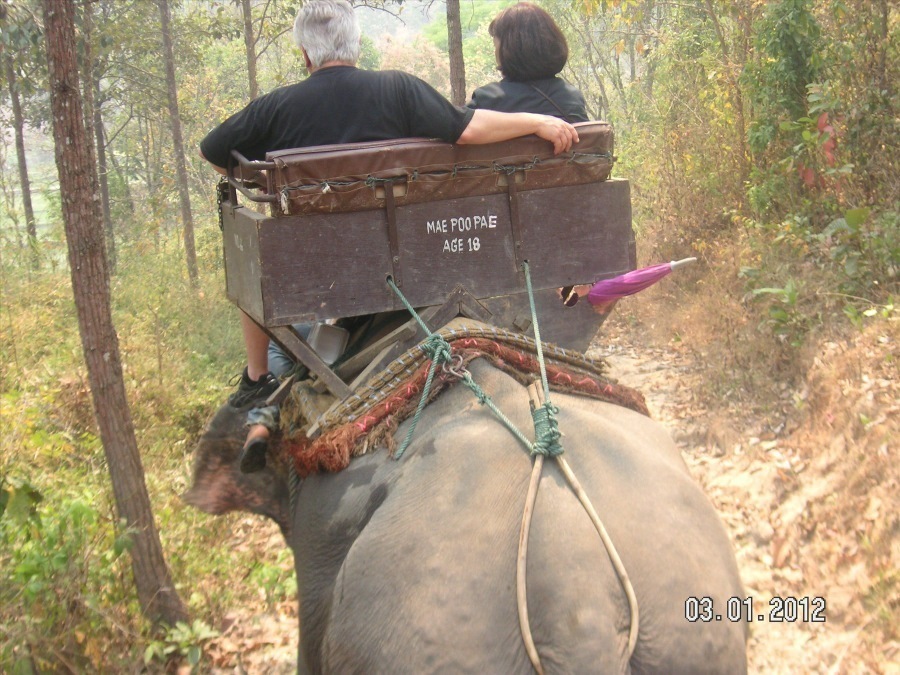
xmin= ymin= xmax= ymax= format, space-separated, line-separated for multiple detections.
xmin=703 ymin=0 xmax=750 ymax=189
xmin=2 ymin=53 xmax=38 ymax=270
xmin=237 ymin=0 xmax=295 ymax=100
xmin=42 ymin=0 xmax=188 ymax=627
xmin=79 ymin=0 xmax=116 ymax=270
xmin=445 ymin=0 xmax=465 ymax=105
xmin=157 ymin=0 xmax=198 ymax=284
xmin=240 ymin=0 xmax=259 ymax=99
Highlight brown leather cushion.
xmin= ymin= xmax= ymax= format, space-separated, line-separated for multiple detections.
xmin=267 ymin=121 xmax=613 ymax=216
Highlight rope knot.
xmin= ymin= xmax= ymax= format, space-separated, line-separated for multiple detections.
xmin=531 ymin=402 xmax=563 ymax=457
xmin=420 ymin=334 xmax=452 ymax=364
xmin=465 ymin=378 xmax=489 ymax=405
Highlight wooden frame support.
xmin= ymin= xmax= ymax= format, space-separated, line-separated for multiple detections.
xmin=354 ymin=284 xmax=493 ymax=379
xmin=304 ymin=284 xmax=493 ymax=437
xmin=268 ymin=324 xmax=352 ymax=400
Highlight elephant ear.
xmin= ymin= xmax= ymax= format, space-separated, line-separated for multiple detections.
xmin=182 ymin=403 xmax=291 ymax=537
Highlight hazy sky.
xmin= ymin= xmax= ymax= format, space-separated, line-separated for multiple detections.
xmin=356 ymin=0 xmax=443 ymax=43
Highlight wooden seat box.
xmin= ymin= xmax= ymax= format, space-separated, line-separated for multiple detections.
xmin=221 ymin=121 xmax=635 ymax=353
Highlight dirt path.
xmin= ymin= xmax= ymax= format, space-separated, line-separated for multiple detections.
xmin=209 ymin=318 xmax=897 ymax=673
xmin=591 ymin=318 xmax=897 ymax=674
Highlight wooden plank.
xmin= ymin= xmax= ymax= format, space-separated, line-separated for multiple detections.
xmin=230 ymin=179 xmax=633 ymax=327
xmin=519 ymin=178 xmax=633 ymax=287
xmin=334 ymin=318 xmax=418 ymax=380
xmin=394 ymin=193 xmax=521 ymax=306
xmin=259 ymin=210 xmax=397 ymax=325
xmin=292 ymin=381 xmax=337 ymax=427
xmin=222 ymin=203 xmax=265 ymax=324
xmin=457 ymin=287 xmax=493 ymax=323
xmin=480 ymin=286 xmax=606 ymax=354
xmin=265 ymin=373 xmax=296 ymax=407
xmin=269 ymin=325 xmax=352 ymax=400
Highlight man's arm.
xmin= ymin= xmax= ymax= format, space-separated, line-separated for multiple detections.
xmin=457 ymin=109 xmax=579 ymax=154
xmin=200 ymin=148 xmax=266 ymax=188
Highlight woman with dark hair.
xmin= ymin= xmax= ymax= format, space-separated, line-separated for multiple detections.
xmin=468 ymin=2 xmax=588 ymax=122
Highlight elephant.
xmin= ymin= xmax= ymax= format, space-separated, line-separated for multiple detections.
xmin=185 ymin=357 xmax=748 ymax=674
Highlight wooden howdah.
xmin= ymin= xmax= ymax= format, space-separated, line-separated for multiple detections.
xmin=220 ymin=121 xmax=636 ymax=363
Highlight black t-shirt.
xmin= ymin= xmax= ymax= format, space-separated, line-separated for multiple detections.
xmin=467 ymin=77 xmax=588 ymax=123
xmin=201 ymin=66 xmax=475 ymax=167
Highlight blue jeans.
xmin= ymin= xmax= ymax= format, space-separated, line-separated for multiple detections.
xmin=268 ymin=322 xmax=314 ymax=378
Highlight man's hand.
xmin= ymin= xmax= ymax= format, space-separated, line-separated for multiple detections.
xmin=534 ymin=115 xmax=579 ymax=154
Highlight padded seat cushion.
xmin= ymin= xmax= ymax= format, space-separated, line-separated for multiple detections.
xmin=266 ymin=121 xmax=613 ymax=216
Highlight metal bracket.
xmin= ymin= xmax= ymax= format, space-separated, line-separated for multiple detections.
xmin=383 ymin=182 xmax=403 ymax=287
xmin=228 ymin=150 xmax=278 ymax=204
xmin=506 ymin=173 xmax=526 ymax=282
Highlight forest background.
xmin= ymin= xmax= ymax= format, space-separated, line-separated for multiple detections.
xmin=0 ymin=0 xmax=896 ymax=671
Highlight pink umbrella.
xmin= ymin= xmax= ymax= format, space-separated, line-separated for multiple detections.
xmin=584 ymin=257 xmax=696 ymax=310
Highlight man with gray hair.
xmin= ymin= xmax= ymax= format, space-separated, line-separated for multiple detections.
xmin=201 ymin=0 xmax=579 ymax=408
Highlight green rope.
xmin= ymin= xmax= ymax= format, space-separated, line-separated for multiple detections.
xmin=387 ymin=276 xmax=433 ymax=335
xmin=394 ymin=343 xmax=445 ymax=459
xmin=387 ymin=277 xmax=456 ymax=459
xmin=523 ymin=261 xmax=564 ymax=457
xmin=523 ymin=261 xmax=551 ymax=400
xmin=531 ymin=401 xmax=563 ymax=457
xmin=385 ymin=272 xmax=564 ymax=459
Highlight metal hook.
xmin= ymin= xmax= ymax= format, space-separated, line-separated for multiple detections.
xmin=441 ymin=353 xmax=468 ymax=379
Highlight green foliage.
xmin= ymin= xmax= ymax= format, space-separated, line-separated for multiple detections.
xmin=737 ymin=1 xmax=896 ymax=358
xmin=743 ymin=74 xmax=897 ymax=330
xmin=419 ymin=0 xmax=514 ymax=92
xmin=745 ymin=0 xmax=822 ymax=153
xmin=143 ymin=619 xmax=219 ymax=670
xmin=0 ymin=477 xmax=42 ymax=527
xmin=1 ymin=0 xmax=896 ymax=666
xmin=843 ymin=298 xmax=895 ymax=330
xmin=0 ymin=231 xmax=252 ymax=671
xmin=359 ymin=34 xmax=382 ymax=70
xmin=248 ymin=549 xmax=298 ymax=608
xmin=0 ymin=0 xmax=49 ymax=126
xmin=826 ymin=209 xmax=899 ymax=300
xmin=749 ymin=279 xmax=810 ymax=347
xmin=0 ymin=479 xmax=140 ymax=672
xmin=421 ymin=1 xmax=508 ymax=51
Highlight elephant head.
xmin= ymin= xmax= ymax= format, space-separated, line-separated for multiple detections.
xmin=183 ymin=402 xmax=291 ymax=537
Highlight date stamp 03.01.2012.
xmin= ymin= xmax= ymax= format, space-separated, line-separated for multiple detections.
xmin=685 ymin=596 xmax=826 ymax=623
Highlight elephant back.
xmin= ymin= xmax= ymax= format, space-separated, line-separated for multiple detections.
xmin=280 ymin=318 xmax=649 ymax=477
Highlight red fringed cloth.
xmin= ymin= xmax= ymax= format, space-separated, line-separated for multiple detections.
xmin=280 ymin=320 xmax=648 ymax=477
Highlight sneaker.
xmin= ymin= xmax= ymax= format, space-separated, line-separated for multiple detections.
xmin=228 ymin=368 xmax=280 ymax=408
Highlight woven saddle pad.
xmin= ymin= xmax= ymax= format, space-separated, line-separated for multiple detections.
xmin=281 ymin=318 xmax=648 ymax=476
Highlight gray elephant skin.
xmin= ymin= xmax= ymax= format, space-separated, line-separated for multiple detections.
xmin=186 ymin=359 xmax=748 ymax=674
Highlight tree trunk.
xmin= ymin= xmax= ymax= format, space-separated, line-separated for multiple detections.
xmin=107 ymin=135 xmax=136 ymax=216
xmin=241 ymin=0 xmax=259 ymax=99
xmin=446 ymin=0 xmax=466 ymax=106
xmin=157 ymin=0 xmax=198 ymax=284
xmin=79 ymin=0 xmax=115 ymax=271
xmin=4 ymin=54 xmax=39 ymax=271
xmin=877 ymin=0 xmax=889 ymax=97
xmin=42 ymin=0 xmax=188 ymax=627
xmin=93 ymin=95 xmax=115 ymax=270
xmin=138 ymin=114 xmax=162 ymax=248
